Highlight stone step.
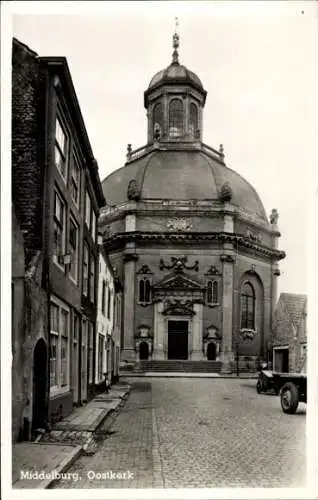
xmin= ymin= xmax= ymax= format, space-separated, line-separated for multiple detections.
xmin=138 ymin=360 xmax=222 ymax=373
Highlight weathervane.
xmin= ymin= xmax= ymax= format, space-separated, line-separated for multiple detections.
xmin=172 ymin=16 xmax=180 ymax=64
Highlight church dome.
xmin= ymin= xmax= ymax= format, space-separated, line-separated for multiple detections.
xmin=102 ymin=149 xmax=268 ymax=222
xmin=148 ymin=63 xmax=204 ymax=92
xmin=102 ymin=26 xmax=268 ymax=224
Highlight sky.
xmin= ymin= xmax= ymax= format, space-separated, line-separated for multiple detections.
xmin=7 ymin=0 xmax=318 ymax=296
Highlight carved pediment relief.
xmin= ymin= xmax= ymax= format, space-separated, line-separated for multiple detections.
xmin=205 ymin=265 xmax=222 ymax=277
xmin=159 ymin=256 xmax=199 ymax=273
xmin=246 ymin=230 xmax=263 ymax=244
xmin=154 ymin=273 xmax=204 ymax=291
xmin=162 ymin=299 xmax=195 ymax=317
xmin=135 ymin=324 xmax=153 ymax=339
xmin=166 ymin=218 xmax=192 ymax=232
xmin=137 ymin=264 xmax=153 ymax=275
xmin=204 ymin=325 xmax=222 ymax=340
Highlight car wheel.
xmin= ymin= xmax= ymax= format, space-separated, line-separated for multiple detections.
xmin=280 ymin=382 xmax=299 ymax=414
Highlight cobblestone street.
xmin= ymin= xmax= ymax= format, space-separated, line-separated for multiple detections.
xmin=53 ymin=377 xmax=306 ymax=489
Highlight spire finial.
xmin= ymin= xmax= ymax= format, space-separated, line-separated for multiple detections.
xmin=172 ymin=17 xmax=180 ymax=64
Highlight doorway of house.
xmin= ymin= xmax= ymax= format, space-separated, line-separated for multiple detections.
xmin=139 ymin=341 xmax=149 ymax=360
xmin=168 ymin=320 xmax=188 ymax=360
xmin=207 ymin=342 xmax=217 ymax=360
xmin=32 ymin=339 xmax=47 ymax=433
xmin=274 ymin=348 xmax=289 ymax=372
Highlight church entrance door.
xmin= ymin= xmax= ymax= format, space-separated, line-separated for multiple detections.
xmin=139 ymin=341 xmax=149 ymax=360
xmin=207 ymin=342 xmax=217 ymax=360
xmin=168 ymin=320 xmax=188 ymax=360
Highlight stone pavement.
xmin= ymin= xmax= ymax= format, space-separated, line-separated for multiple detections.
xmin=12 ymin=443 xmax=82 ymax=489
xmin=52 ymin=377 xmax=306 ymax=489
xmin=12 ymin=383 xmax=131 ymax=488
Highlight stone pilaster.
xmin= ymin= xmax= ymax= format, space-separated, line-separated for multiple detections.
xmin=220 ymin=253 xmax=235 ymax=372
xmin=153 ymin=302 xmax=165 ymax=360
xmin=191 ymin=303 xmax=204 ymax=360
xmin=122 ymin=212 xmax=137 ymax=361
xmin=220 ymin=206 xmax=235 ymax=372
xmin=122 ymin=255 xmax=137 ymax=361
xmin=125 ymin=212 xmax=136 ymax=232
xmin=224 ymin=213 xmax=234 ymax=233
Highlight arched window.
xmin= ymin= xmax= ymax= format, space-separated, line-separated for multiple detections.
xmin=169 ymin=99 xmax=184 ymax=137
xmin=189 ymin=103 xmax=198 ymax=138
xmin=138 ymin=277 xmax=152 ymax=305
xmin=153 ymin=102 xmax=163 ymax=139
xmin=240 ymin=282 xmax=255 ymax=329
xmin=207 ymin=280 xmax=218 ymax=305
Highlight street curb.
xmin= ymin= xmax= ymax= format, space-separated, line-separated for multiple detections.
xmin=121 ymin=373 xmax=258 ymax=380
xmin=44 ymin=386 xmax=132 ymax=487
xmin=42 ymin=445 xmax=82 ymax=489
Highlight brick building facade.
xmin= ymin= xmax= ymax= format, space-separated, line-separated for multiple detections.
xmin=99 ymin=31 xmax=285 ymax=372
xmin=272 ymin=293 xmax=307 ymax=373
xmin=95 ymin=243 xmax=123 ymax=391
xmin=12 ymin=38 xmax=105 ymax=440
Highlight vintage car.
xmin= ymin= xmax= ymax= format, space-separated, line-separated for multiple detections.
xmin=256 ymin=370 xmax=307 ymax=414
xmin=256 ymin=370 xmax=280 ymax=395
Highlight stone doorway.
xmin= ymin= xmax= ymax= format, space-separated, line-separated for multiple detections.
xmin=139 ymin=341 xmax=149 ymax=360
xmin=274 ymin=348 xmax=289 ymax=373
xmin=207 ymin=342 xmax=217 ymax=361
xmin=32 ymin=339 xmax=47 ymax=433
xmin=168 ymin=320 xmax=188 ymax=360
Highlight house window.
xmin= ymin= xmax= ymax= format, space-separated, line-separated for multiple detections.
xmin=91 ymin=210 xmax=96 ymax=242
xmin=69 ymin=216 xmax=78 ymax=282
xmin=90 ymin=256 xmax=95 ymax=302
xmin=71 ymin=154 xmax=80 ymax=206
xmin=240 ymin=282 xmax=255 ymax=330
xmin=55 ymin=115 xmax=68 ymax=180
xmin=88 ymin=322 xmax=94 ymax=384
xmin=49 ymin=300 xmax=70 ymax=392
xmin=138 ymin=277 xmax=152 ymax=305
xmin=85 ymin=191 xmax=91 ymax=230
xmin=153 ymin=101 xmax=163 ymax=139
xmin=115 ymin=296 xmax=121 ymax=327
xmin=98 ymin=334 xmax=104 ymax=382
xmin=83 ymin=243 xmax=89 ymax=296
xmin=189 ymin=103 xmax=198 ymax=138
xmin=73 ymin=313 xmax=79 ymax=342
xmin=84 ymin=189 xmax=96 ymax=241
xmin=207 ymin=280 xmax=218 ymax=305
xmin=53 ymin=191 xmax=66 ymax=267
xmin=50 ymin=303 xmax=59 ymax=388
xmin=107 ymin=286 xmax=112 ymax=320
xmin=102 ymin=280 xmax=106 ymax=315
xmin=169 ymin=99 xmax=184 ymax=137
xmin=60 ymin=309 xmax=69 ymax=386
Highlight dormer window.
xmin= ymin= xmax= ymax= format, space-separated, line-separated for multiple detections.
xmin=169 ymin=99 xmax=184 ymax=138
xmin=189 ymin=102 xmax=198 ymax=138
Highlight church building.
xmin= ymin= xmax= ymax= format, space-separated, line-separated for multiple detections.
xmin=99 ymin=30 xmax=285 ymax=372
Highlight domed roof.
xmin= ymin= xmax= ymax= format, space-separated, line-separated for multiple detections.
xmin=102 ymin=150 xmax=268 ymax=222
xmin=148 ymin=62 xmax=204 ymax=91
